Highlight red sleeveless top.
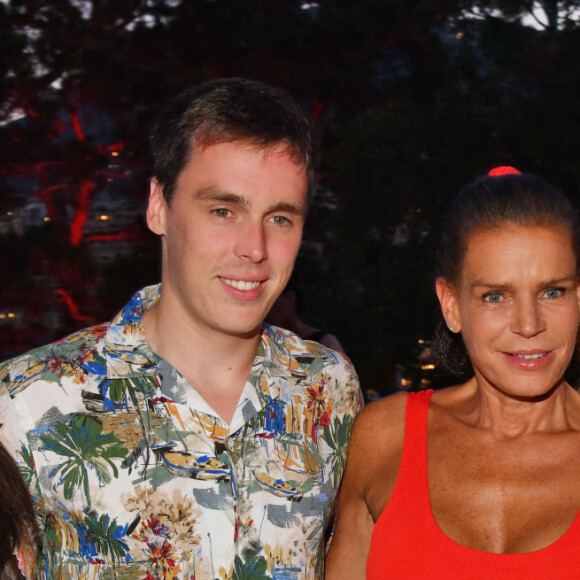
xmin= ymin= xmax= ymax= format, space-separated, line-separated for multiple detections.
xmin=366 ymin=389 xmax=580 ymax=579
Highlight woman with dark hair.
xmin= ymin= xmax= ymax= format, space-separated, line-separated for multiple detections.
xmin=0 ymin=441 xmax=41 ymax=579
xmin=326 ymin=167 xmax=580 ymax=578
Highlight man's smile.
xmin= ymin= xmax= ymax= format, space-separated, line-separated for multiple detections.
xmin=220 ymin=278 xmax=263 ymax=291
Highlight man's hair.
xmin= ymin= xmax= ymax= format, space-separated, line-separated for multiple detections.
xmin=432 ymin=171 xmax=580 ymax=375
xmin=150 ymin=77 xmax=313 ymax=205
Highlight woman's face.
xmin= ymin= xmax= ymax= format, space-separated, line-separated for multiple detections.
xmin=436 ymin=223 xmax=580 ymax=398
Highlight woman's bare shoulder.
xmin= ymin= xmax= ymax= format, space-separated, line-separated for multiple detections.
xmin=354 ymin=391 xmax=408 ymax=434
xmin=325 ymin=395 xmax=411 ymax=579
xmin=343 ymin=392 xmax=410 ymax=520
xmin=347 ymin=393 xmax=409 ymax=478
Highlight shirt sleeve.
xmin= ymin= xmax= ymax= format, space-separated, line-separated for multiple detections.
xmin=318 ymin=352 xmax=363 ymax=494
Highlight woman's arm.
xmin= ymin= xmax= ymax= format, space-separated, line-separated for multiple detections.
xmin=325 ymin=394 xmax=407 ymax=579
xmin=325 ymin=450 xmax=374 ymax=578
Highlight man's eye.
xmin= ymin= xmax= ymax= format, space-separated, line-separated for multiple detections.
xmin=483 ymin=292 xmax=502 ymax=303
xmin=214 ymin=208 xmax=231 ymax=218
xmin=270 ymin=215 xmax=290 ymax=226
xmin=545 ymin=287 xmax=564 ymax=299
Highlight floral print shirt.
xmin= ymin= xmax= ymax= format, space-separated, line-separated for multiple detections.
xmin=0 ymin=285 xmax=362 ymax=579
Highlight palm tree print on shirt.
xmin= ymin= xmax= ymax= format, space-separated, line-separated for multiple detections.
xmin=40 ymin=414 xmax=126 ymax=510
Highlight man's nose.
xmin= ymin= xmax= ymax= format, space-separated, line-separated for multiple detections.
xmin=234 ymin=221 xmax=267 ymax=263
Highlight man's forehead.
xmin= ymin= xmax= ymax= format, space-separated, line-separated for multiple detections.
xmin=173 ymin=140 xmax=308 ymax=204
xmin=191 ymin=138 xmax=302 ymax=162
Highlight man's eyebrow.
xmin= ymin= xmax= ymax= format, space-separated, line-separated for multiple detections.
xmin=268 ymin=201 xmax=307 ymax=215
xmin=197 ymin=187 xmax=249 ymax=208
xmin=196 ymin=187 xmax=306 ymax=215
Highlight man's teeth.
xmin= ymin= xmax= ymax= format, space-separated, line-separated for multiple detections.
xmin=516 ymin=353 xmax=546 ymax=360
xmin=223 ymin=279 xmax=260 ymax=291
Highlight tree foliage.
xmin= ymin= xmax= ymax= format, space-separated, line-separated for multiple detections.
xmin=3 ymin=0 xmax=580 ymax=393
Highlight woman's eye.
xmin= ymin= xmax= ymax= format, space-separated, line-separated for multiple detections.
xmin=545 ymin=288 xmax=564 ymax=299
xmin=483 ymin=292 xmax=502 ymax=303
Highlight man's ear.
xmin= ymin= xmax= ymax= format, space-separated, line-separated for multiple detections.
xmin=435 ymin=277 xmax=462 ymax=333
xmin=146 ymin=178 xmax=167 ymax=236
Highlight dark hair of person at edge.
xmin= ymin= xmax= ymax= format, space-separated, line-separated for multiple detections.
xmin=0 ymin=441 xmax=41 ymax=579
xmin=150 ymin=77 xmax=314 ymax=206
xmin=431 ymin=166 xmax=580 ymax=377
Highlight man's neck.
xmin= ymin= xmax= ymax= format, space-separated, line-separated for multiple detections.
xmin=143 ymin=299 xmax=261 ymax=425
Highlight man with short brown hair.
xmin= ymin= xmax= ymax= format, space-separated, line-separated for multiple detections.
xmin=0 ymin=78 xmax=362 ymax=579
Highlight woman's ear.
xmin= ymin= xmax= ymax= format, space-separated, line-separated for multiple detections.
xmin=435 ymin=277 xmax=461 ymax=333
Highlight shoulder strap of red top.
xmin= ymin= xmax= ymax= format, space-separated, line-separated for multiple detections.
xmin=399 ymin=389 xmax=433 ymax=501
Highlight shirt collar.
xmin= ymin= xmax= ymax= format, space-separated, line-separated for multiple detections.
xmin=105 ymin=284 xmax=160 ymax=379
xmin=253 ymin=323 xmax=322 ymax=403
xmin=105 ymin=285 xmax=321 ymax=403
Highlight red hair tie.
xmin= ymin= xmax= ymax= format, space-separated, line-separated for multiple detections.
xmin=488 ymin=166 xmax=521 ymax=176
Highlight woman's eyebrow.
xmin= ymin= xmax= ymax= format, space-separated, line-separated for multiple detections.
xmin=469 ymin=275 xmax=578 ymax=290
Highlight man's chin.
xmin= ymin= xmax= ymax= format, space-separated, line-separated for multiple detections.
xmin=217 ymin=321 xmax=264 ymax=341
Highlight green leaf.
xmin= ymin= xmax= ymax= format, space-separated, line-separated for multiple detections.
xmin=233 ymin=555 xmax=271 ymax=580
